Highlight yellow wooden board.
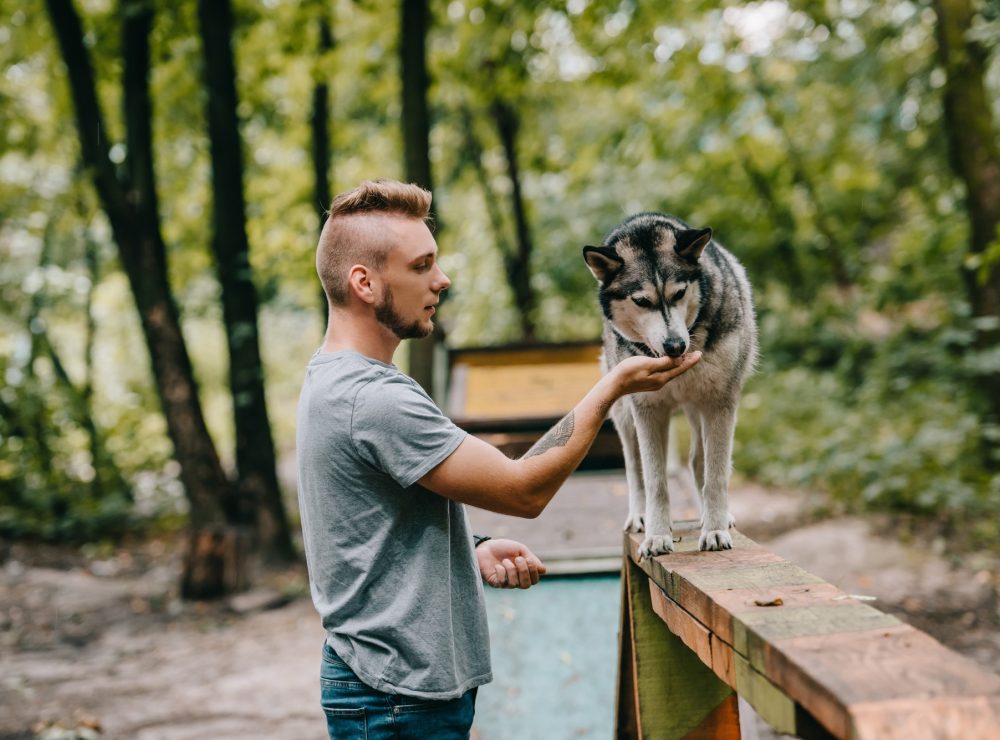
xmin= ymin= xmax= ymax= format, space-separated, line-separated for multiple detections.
xmin=455 ymin=361 xmax=603 ymax=419
xmin=447 ymin=342 xmax=605 ymax=421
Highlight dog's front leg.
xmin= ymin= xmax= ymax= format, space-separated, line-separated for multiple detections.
xmin=612 ymin=401 xmax=645 ymax=533
xmin=699 ymin=403 xmax=738 ymax=551
xmin=634 ymin=406 xmax=673 ymax=558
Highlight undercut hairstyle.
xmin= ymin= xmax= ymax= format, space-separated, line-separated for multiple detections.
xmin=317 ymin=180 xmax=433 ymax=306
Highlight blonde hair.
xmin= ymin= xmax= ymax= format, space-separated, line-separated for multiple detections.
xmin=317 ymin=180 xmax=433 ymax=306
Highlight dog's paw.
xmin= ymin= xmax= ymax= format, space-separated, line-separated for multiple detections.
xmin=699 ymin=512 xmax=736 ymax=529
xmin=638 ymin=534 xmax=674 ymax=560
xmin=623 ymin=514 xmax=645 ymax=534
xmin=699 ymin=529 xmax=733 ymax=551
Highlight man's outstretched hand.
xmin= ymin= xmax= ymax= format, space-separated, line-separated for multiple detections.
xmin=476 ymin=538 xmax=547 ymax=589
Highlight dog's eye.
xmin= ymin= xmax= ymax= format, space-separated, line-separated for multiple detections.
xmin=631 ymin=296 xmax=654 ymax=308
xmin=672 ymin=287 xmax=687 ymax=302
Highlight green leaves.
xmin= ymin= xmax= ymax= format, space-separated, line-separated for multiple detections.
xmin=3 ymin=0 xmax=999 ymax=543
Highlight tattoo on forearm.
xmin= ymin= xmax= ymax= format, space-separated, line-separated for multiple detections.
xmin=523 ymin=411 xmax=575 ymax=459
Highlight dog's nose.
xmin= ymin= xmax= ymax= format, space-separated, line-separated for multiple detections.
xmin=663 ymin=338 xmax=687 ymax=358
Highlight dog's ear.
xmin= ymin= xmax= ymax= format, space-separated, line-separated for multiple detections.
xmin=675 ymin=228 xmax=712 ymax=263
xmin=583 ymin=245 xmax=623 ymax=283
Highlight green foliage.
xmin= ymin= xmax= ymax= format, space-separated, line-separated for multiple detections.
xmin=737 ymin=287 xmax=1000 ymax=547
xmin=0 ymin=348 xmax=165 ymax=542
xmin=2 ymin=0 xmax=998 ymax=546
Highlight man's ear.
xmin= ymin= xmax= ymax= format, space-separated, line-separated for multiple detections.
xmin=347 ymin=264 xmax=376 ymax=304
xmin=583 ymin=245 xmax=623 ymax=283
xmin=674 ymin=228 xmax=712 ymax=263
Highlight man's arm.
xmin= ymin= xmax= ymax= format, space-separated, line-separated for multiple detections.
xmin=418 ymin=352 xmax=701 ymax=518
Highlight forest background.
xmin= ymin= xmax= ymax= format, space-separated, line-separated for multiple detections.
xmin=2 ymin=0 xmax=999 ymax=593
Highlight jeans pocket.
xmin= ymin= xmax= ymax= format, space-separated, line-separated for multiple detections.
xmin=392 ymin=692 xmax=475 ymax=739
xmin=321 ymin=648 xmax=367 ymax=691
xmin=321 ymin=705 xmax=367 ymax=740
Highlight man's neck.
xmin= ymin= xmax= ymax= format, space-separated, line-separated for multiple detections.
xmin=321 ymin=312 xmax=399 ymax=364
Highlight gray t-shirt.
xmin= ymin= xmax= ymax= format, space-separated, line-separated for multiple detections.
xmin=296 ymin=349 xmax=491 ymax=700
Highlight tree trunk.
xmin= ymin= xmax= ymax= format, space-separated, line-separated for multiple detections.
xmin=933 ymin=0 xmax=1000 ymax=465
xmin=311 ymin=9 xmax=334 ymax=320
xmin=197 ymin=0 xmax=294 ymax=561
xmin=490 ymin=98 xmax=537 ymax=342
xmin=45 ymin=0 xmax=241 ymax=596
xmin=400 ymin=0 xmax=437 ymax=394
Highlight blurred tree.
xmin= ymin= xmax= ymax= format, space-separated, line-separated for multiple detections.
xmin=933 ymin=0 xmax=1000 ymax=464
xmin=5 ymin=0 xmax=995 ymax=550
xmin=311 ymin=0 xmax=335 ymax=320
xmin=401 ymin=0 xmax=437 ymax=391
xmin=458 ymin=100 xmax=537 ymax=341
xmin=196 ymin=0 xmax=294 ymax=561
xmin=490 ymin=94 xmax=538 ymax=342
xmin=28 ymin=201 xmax=132 ymax=508
xmin=44 ymin=0 xmax=237 ymax=594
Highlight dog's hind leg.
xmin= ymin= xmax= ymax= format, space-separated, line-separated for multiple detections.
xmin=634 ymin=407 xmax=674 ymax=558
xmin=685 ymin=409 xmax=706 ymax=518
xmin=698 ymin=403 xmax=738 ymax=551
xmin=611 ymin=402 xmax=646 ymax=533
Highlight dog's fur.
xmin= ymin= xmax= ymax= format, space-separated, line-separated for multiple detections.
xmin=584 ymin=213 xmax=758 ymax=557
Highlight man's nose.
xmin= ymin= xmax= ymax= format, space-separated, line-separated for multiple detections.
xmin=434 ymin=265 xmax=451 ymax=291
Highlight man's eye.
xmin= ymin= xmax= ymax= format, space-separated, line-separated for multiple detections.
xmin=631 ymin=296 xmax=654 ymax=308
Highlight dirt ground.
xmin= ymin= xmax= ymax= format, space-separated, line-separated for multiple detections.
xmin=2 ymin=479 xmax=998 ymax=740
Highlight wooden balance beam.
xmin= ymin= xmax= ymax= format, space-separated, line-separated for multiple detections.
xmin=616 ymin=522 xmax=1000 ymax=739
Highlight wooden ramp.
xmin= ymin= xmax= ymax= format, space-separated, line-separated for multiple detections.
xmin=618 ymin=523 xmax=1000 ymax=739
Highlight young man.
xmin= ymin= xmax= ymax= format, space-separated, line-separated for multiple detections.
xmin=296 ymin=180 xmax=701 ymax=739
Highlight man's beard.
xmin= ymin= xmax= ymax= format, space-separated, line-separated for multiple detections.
xmin=374 ymin=285 xmax=433 ymax=340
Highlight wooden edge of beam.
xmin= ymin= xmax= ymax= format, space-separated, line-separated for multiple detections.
xmin=647 ymin=575 xmax=813 ymax=737
xmin=848 ymin=694 xmax=1000 ymax=740
xmin=623 ymin=530 xmax=1000 ymax=740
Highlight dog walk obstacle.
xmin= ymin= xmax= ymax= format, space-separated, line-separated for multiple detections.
xmin=616 ymin=522 xmax=1000 ymax=739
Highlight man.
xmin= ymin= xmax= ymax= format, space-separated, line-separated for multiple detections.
xmin=296 ymin=180 xmax=701 ymax=739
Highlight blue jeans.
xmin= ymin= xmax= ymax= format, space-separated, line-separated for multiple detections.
xmin=320 ymin=642 xmax=477 ymax=739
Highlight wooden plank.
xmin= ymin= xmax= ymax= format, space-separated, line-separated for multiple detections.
xmin=455 ymin=361 xmax=602 ymax=419
xmin=760 ymin=624 xmax=1000 ymax=738
xmin=645 ymin=579 xmax=739 ymax=688
xmin=449 ymin=342 xmax=602 ymax=367
xmin=645 ymin=579 xmax=839 ymax=739
xmin=682 ymin=695 xmax=742 ymax=740
xmin=628 ymin=530 xmax=826 ymax=646
xmin=648 ymin=581 xmax=714 ymax=668
xmin=734 ymin=653 xmax=797 ymax=735
xmin=734 ymin=604 xmax=901 ymax=673
xmin=848 ymin=695 xmax=1000 ymax=740
xmin=710 ymin=633 xmax=737 ymax=686
xmin=617 ymin=564 xmax=639 ymax=740
xmin=623 ymin=557 xmax=739 ymax=739
xmin=624 ymin=529 xmax=1000 ymax=739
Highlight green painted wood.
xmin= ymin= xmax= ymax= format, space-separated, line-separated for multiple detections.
xmin=625 ymin=557 xmax=739 ymax=739
xmin=734 ymin=653 xmax=797 ymax=735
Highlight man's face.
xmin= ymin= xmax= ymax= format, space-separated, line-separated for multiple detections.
xmin=372 ymin=217 xmax=451 ymax=340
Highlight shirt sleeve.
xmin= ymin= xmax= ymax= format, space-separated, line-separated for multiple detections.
xmin=351 ymin=373 xmax=468 ymax=489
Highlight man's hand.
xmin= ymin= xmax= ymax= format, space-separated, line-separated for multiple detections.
xmin=610 ymin=351 xmax=701 ymax=396
xmin=476 ymin=538 xmax=547 ymax=589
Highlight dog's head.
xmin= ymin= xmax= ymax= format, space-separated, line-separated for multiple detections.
xmin=583 ymin=213 xmax=711 ymax=358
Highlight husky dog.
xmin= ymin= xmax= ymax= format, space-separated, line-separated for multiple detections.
xmin=584 ymin=213 xmax=758 ymax=557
